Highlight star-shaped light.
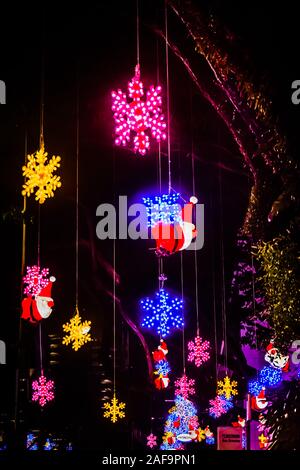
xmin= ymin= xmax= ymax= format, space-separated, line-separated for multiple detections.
xmin=103 ymin=393 xmax=126 ymax=423
xmin=175 ymin=374 xmax=196 ymax=399
xmin=141 ymin=288 xmax=184 ymax=338
xmin=217 ymin=375 xmax=238 ymax=400
xmin=22 ymin=143 xmax=61 ymax=204
xmin=195 ymin=427 xmax=206 ymax=442
xmin=62 ymin=309 xmax=92 ymax=351
xmin=187 ymin=335 xmax=210 ymax=367
xmin=258 ymin=433 xmax=269 ymax=448
xmin=111 ymin=64 xmax=166 ymax=155
xmin=32 ymin=374 xmax=55 ymax=407
xmin=147 ymin=433 xmax=157 ymax=448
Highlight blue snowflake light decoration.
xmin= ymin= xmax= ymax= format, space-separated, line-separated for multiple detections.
xmin=142 ymin=193 xmax=182 ymax=227
xmin=206 ymin=435 xmax=215 ymax=445
xmin=248 ymin=379 xmax=264 ymax=396
xmin=154 ymin=359 xmax=171 ymax=375
xmin=141 ymin=288 xmax=184 ymax=337
xmin=259 ymin=366 xmax=282 ymax=387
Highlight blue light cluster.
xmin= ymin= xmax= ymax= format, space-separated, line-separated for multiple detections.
xmin=142 ymin=193 xmax=182 ymax=227
xmin=154 ymin=359 xmax=171 ymax=376
xmin=44 ymin=438 xmax=55 ymax=451
xmin=206 ymin=436 xmax=215 ymax=445
xmin=141 ymin=288 xmax=184 ymax=338
xmin=26 ymin=433 xmax=38 ymax=451
xmin=248 ymin=379 xmax=264 ymax=396
xmin=259 ymin=366 xmax=282 ymax=387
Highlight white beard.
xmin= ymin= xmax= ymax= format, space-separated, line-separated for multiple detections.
xmin=36 ymin=296 xmax=53 ymax=319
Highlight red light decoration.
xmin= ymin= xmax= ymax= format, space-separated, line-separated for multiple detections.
xmin=111 ymin=64 xmax=166 ymax=155
xmin=187 ymin=335 xmax=210 ymax=367
xmin=174 ymin=374 xmax=196 ymax=400
xmin=32 ymin=374 xmax=55 ymax=407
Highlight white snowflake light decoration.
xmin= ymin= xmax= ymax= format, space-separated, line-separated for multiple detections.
xmin=217 ymin=375 xmax=238 ymax=400
xmin=187 ymin=335 xmax=210 ymax=367
xmin=22 ymin=143 xmax=61 ymax=204
xmin=32 ymin=374 xmax=55 ymax=407
xmin=147 ymin=433 xmax=157 ymax=448
xmin=174 ymin=374 xmax=196 ymax=400
xmin=103 ymin=393 xmax=126 ymax=423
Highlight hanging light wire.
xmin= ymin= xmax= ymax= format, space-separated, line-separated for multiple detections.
xmin=165 ymin=1 xmax=171 ymax=194
xmin=75 ymin=73 xmax=79 ymax=308
xmin=113 ymin=238 xmax=116 ymax=392
xmin=136 ymin=0 xmax=140 ymax=65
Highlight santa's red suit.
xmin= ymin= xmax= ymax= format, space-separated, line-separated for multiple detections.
xmin=22 ymin=277 xmax=55 ymax=323
xmin=151 ymin=196 xmax=198 ymax=256
xmin=251 ymin=387 xmax=268 ymax=411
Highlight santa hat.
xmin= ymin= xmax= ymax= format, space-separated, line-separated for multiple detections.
xmin=38 ymin=277 xmax=55 ymax=299
xmin=158 ymin=340 xmax=168 ymax=355
xmin=181 ymin=196 xmax=198 ymax=225
xmin=266 ymin=341 xmax=277 ymax=356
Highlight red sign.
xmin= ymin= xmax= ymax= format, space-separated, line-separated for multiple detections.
xmin=217 ymin=427 xmax=243 ymax=450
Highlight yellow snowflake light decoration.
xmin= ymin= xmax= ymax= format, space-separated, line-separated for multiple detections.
xmin=196 ymin=427 xmax=207 ymax=442
xmin=217 ymin=375 xmax=238 ymax=400
xmin=103 ymin=393 xmax=126 ymax=423
xmin=62 ymin=308 xmax=92 ymax=351
xmin=22 ymin=143 xmax=61 ymax=204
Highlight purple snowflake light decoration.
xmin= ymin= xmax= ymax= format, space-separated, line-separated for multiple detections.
xmin=175 ymin=374 xmax=196 ymax=399
xmin=147 ymin=433 xmax=157 ymax=449
xmin=32 ymin=374 xmax=55 ymax=407
xmin=187 ymin=335 xmax=210 ymax=367
xmin=23 ymin=265 xmax=50 ymax=297
xmin=111 ymin=64 xmax=166 ymax=156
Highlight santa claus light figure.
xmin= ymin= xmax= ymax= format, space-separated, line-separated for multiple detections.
xmin=151 ymin=196 xmax=198 ymax=256
xmin=22 ymin=277 xmax=56 ymax=323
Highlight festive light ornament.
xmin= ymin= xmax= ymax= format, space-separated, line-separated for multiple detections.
xmin=22 ymin=276 xmax=56 ymax=323
xmin=32 ymin=374 xmax=55 ymax=407
xmin=103 ymin=393 xmax=126 ymax=423
xmin=209 ymin=396 xmax=233 ymax=418
xmin=251 ymin=387 xmax=268 ymax=411
xmin=149 ymin=196 xmax=198 ymax=256
xmin=142 ymin=193 xmax=182 ymax=228
xmin=258 ymin=433 xmax=269 ymax=449
xmin=22 ymin=143 xmax=61 ymax=204
xmin=141 ymin=288 xmax=184 ymax=338
xmin=111 ymin=64 xmax=166 ymax=155
xmin=248 ymin=379 xmax=264 ymax=396
xmin=174 ymin=374 xmax=196 ymax=400
xmin=146 ymin=433 xmax=157 ymax=448
xmin=154 ymin=360 xmax=171 ymax=376
xmin=194 ymin=427 xmax=206 ymax=442
xmin=265 ymin=340 xmax=289 ymax=372
xmin=217 ymin=375 xmax=238 ymax=400
xmin=258 ymin=366 xmax=282 ymax=387
xmin=23 ymin=265 xmax=51 ymax=297
xmin=62 ymin=309 xmax=92 ymax=351
xmin=187 ymin=335 xmax=210 ymax=367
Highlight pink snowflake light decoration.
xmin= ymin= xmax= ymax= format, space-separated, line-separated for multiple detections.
xmin=32 ymin=374 xmax=55 ymax=407
xmin=174 ymin=374 xmax=196 ymax=399
xmin=111 ymin=64 xmax=167 ymax=155
xmin=208 ymin=396 xmax=233 ymax=418
xmin=147 ymin=433 xmax=157 ymax=448
xmin=188 ymin=335 xmax=210 ymax=367
xmin=23 ymin=265 xmax=50 ymax=297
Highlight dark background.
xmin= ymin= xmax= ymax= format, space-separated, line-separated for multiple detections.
xmin=0 ymin=0 xmax=299 ymax=450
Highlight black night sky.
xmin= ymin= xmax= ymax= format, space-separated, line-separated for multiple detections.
xmin=0 ymin=0 xmax=299 ymax=452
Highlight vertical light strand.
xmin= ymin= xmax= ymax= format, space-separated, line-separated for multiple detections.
xmin=113 ymin=238 xmax=116 ymax=393
xmin=75 ymin=72 xmax=79 ymax=308
xmin=165 ymin=0 xmax=171 ymax=194
xmin=211 ymin=193 xmax=219 ymax=382
xmin=136 ymin=0 xmax=140 ymax=65
xmin=156 ymin=39 xmax=162 ymax=193
xmin=180 ymin=251 xmax=186 ymax=374
xmin=218 ymin=166 xmax=228 ymax=373
xmin=191 ymin=91 xmax=200 ymax=334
